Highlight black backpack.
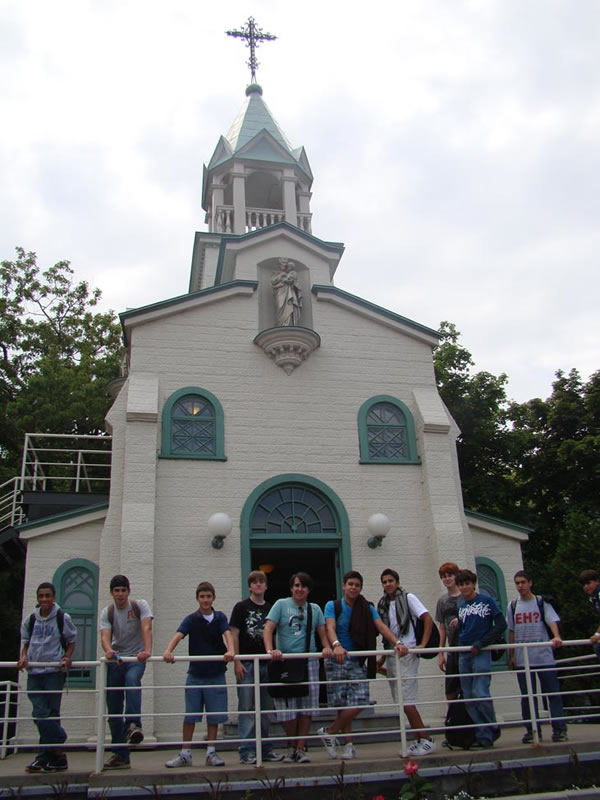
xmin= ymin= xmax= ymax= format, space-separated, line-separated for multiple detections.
xmin=444 ymin=692 xmax=476 ymax=749
xmin=28 ymin=609 xmax=68 ymax=652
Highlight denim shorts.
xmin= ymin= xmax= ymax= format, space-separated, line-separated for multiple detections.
xmin=184 ymin=673 xmax=228 ymax=724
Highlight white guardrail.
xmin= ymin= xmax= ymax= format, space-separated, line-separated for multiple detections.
xmin=1 ymin=639 xmax=598 ymax=772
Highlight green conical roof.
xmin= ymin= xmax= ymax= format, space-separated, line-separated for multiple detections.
xmin=226 ymin=84 xmax=293 ymax=153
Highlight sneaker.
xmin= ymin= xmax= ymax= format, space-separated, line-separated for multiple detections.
xmin=552 ymin=731 xmax=568 ymax=743
xmin=341 ymin=743 xmax=356 ymax=760
xmin=103 ymin=754 xmax=131 ymax=770
xmin=470 ymin=740 xmax=493 ymax=749
xmin=43 ymin=755 xmax=68 ymax=772
xmin=240 ymin=753 xmax=257 ymax=765
xmin=294 ymin=747 xmax=311 ymax=763
xmin=126 ymin=723 xmax=144 ymax=745
xmin=263 ymin=751 xmax=284 ymax=762
xmin=406 ymin=739 xmax=422 ymax=755
xmin=206 ymin=751 xmax=225 ymax=767
xmin=165 ymin=751 xmax=192 ymax=768
xmin=522 ymin=731 xmax=534 ymax=744
xmin=415 ymin=738 xmax=436 ymax=756
xmin=317 ymin=726 xmax=339 ymax=759
xmin=25 ymin=755 xmax=49 ymax=773
xmin=283 ymin=747 xmax=297 ymax=762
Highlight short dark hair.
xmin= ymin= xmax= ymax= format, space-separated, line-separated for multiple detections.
xmin=455 ymin=569 xmax=477 ymax=586
xmin=380 ymin=568 xmax=399 ymax=583
xmin=343 ymin=570 xmax=363 ymax=587
xmin=514 ymin=570 xmax=532 ymax=582
xmin=196 ymin=581 xmax=216 ymax=597
xmin=110 ymin=574 xmax=130 ymax=591
xmin=36 ymin=582 xmax=56 ymax=597
xmin=247 ymin=570 xmax=267 ymax=587
xmin=579 ymin=569 xmax=599 ymax=585
xmin=289 ymin=572 xmax=313 ymax=590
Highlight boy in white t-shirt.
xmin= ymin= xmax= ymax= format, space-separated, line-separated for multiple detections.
xmin=376 ymin=568 xmax=436 ymax=756
xmin=507 ymin=570 xmax=567 ymax=743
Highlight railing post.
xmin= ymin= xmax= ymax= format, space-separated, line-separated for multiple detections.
xmin=253 ymin=655 xmax=262 ymax=767
xmin=94 ymin=659 xmax=107 ymax=773
xmin=0 ymin=681 xmax=12 ymax=760
xmin=395 ymin=651 xmax=408 ymax=757
xmin=522 ymin=645 xmax=540 ymax=745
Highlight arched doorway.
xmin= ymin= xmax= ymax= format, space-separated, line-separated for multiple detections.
xmin=240 ymin=474 xmax=351 ymax=608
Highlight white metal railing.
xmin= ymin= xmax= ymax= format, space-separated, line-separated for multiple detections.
xmin=1 ymin=639 xmax=598 ymax=770
xmin=213 ymin=205 xmax=311 ymax=234
xmin=0 ymin=434 xmax=113 ymax=531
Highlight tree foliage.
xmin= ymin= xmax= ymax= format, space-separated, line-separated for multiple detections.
xmin=0 ymin=248 xmax=123 ymax=480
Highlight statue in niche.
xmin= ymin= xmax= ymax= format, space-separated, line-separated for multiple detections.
xmin=271 ymin=258 xmax=302 ymax=326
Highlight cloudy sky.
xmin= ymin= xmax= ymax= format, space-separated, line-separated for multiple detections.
xmin=1 ymin=0 xmax=598 ymax=402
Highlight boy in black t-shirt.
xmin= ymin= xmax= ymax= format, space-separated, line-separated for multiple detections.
xmin=229 ymin=571 xmax=283 ymax=764
xmin=163 ymin=582 xmax=235 ymax=768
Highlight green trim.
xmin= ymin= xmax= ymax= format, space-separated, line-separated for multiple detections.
xmin=120 ymin=280 xmax=258 ymax=323
xmin=240 ymin=474 xmax=352 ymax=597
xmin=160 ymin=387 xmax=225 ymax=460
xmin=214 ymin=222 xmax=345 ymax=285
xmin=357 ymin=395 xmax=420 ymax=464
xmin=312 ymin=285 xmax=440 ymax=339
xmin=465 ymin=510 xmax=533 ymax=534
xmin=475 ymin=556 xmax=509 ymax=671
xmin=53 ymin=558 xmax=99 ymax=689
xmin=17 ymin=503 xmax=108 ymax=532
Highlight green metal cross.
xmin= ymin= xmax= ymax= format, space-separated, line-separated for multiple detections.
xmin=226 ymin=17 xmax=277 ymax=84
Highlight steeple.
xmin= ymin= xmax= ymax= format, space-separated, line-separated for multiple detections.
xmin=202 ymin=86 xmax=313 ymax=235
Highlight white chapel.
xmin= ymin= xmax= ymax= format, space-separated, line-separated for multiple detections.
xmin=17 ymin=71 xmax=530 ymax=740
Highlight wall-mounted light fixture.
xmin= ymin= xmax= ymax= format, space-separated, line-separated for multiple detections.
xmin=208 ymin=513 xmax=232 ymax=549
xmin=367 ymin=513 xmax=391 ymax=549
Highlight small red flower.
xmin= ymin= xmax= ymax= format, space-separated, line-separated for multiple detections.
xmin=371 ymin=796 xmax=385 ymax=800
xmin=404 ymin=760 xmax=419 ymax=776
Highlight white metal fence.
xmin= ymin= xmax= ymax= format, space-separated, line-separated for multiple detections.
xmin=1 ymin=639 xmax=598 ymax=771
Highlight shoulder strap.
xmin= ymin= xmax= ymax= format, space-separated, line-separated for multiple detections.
xmin=28 ymin=613 xmax=35 ymax=637
xmin=28 ymin=610 xmax=68 ymax=651
xmin=334 ymin=598 xmax=342 ymax=621
xmin=510 ymin=598 xmax=517 ymax=621
xmin=108 ymin=600 xmax=141 ymax=627
xmin=108 ymin=603 xmax=114 ymax=627
xmin=130 ymin=600 xmax=141 ymax=619
xmin=304 ymin=602 xmax=313 ymax=653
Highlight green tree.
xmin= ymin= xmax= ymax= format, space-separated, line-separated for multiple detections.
xmin=0 ymin=247 xmax=123 ymax=481
xmin=433 ymin=321 xmax=518 ymax=519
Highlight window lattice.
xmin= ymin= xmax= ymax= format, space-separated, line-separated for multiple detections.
xmin=171 ymin=396 xmax=216 ymax=455
xmin=251 ymin=485 xmax=338 ymax=535
xmin=366 ymin=402 xmax=408 ymax=460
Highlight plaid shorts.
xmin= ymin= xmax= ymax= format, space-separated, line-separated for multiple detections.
xmin=273 ymin=658 xmax=320 ymax=722
xmin=325 ymin=658 xmax=369 ymax=709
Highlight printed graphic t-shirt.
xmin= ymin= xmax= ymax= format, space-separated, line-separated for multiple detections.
xmin=229 ymin=597 xmax=272 ymax=655
xmin=267 ymin=599 xmax=325 ymax=654
xmin=506 ymin=596 xmax=559 ymax=667
xmin=99 ymin=599 xmax=153 ymax=656
xmin=458 ymin=593 xmax=502 ymax=646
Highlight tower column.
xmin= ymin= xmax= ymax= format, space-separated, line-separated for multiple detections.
xmin=210 ymin=182 xmax=226 ymax=233
xmin=232 ymin=169 xmax=247 ymax=234
xmin=282 ymin=173 xmax=298 ymax=225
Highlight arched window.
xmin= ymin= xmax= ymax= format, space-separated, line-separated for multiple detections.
xmin=357 ymin=395 xmax=419 ymax=464
xmin=475 ymin=556 xmax=508 ymax=668
xmin=53 ymin=559 xmax=98 ymax=687
xmin=161 ymin=387 xmax=226 ymax=460
xmin=250 ymin=483 xmax=339 ymax=536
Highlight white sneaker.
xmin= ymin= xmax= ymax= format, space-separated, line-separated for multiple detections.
xmin=406 ymin=739 xmax=422 ymax=754
xmin=283 ymin=747 xmax=297 ymax=763
xmin=165 ymin=750 xmax=192 ymax=768
xmin=341 ymin=743 xmax=356 ymax=760
xmin=317 ymin=726 xmax=339 ymax=759
xmin=415 ymin=738 xmax=436 ymax=756
xmin=206 ymin=751 xmax=225 ymax=767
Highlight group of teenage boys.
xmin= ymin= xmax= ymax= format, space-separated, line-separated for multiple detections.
xmin=18 ymin=565 xmax=600 ymax=772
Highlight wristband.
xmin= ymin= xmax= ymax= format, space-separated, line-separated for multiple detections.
xmin=332 ymin=640 xmax=341 ymax=647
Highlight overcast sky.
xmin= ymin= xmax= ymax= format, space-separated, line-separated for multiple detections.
xmin=1 ymin=0 xmax=598 ymax=402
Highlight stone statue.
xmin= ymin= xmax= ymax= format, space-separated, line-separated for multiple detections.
xmin=271 ymin=258 xmax=302 ymax=327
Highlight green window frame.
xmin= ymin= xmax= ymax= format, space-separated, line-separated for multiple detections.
xmin=160 ymin=386 xmax=226 ymax=460
xmin=475 ymin=556 xmax=508 ymax=670
xmin=53 ymin=559 xmax=99 ymax=688
xmin=357 ymin=395 xmax=420 ymax=464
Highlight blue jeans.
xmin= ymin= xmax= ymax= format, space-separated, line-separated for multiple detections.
xmin=27 ymin=672 xmax=67 ymax=757
xmin=237 ymin=660 xmax=275 ymax=757
xmin=106 ymin=660 xmax=146 ymax=759
xmin=516 ymin=664 xmax=566 ymax=734
xmin=459 ymin=651 xmax=498 ymax=744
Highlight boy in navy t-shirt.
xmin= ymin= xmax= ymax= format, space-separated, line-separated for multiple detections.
xmin=456 ymin=569 xmax=506 ymax=748
xmin=163 ymin=582 xmax=235 ymax=768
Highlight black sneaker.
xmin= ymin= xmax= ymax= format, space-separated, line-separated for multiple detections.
xmin=25 ymin=755 xmax=49 ymax=773
xmin=552 ymin=731 xmax=568 ymax=743
xmin=43 ymin=755 xmax=68 ymax=772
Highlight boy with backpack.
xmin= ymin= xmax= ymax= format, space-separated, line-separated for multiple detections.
xmin=100 ymin=574 xmax=153 ymax=770
xmin=18 ymin=581 xmax=78 ymax=773
xmin=507 ymin=570 xmax=567 ymax=743
xmin=163 ymin=581 xmax=235 ymax=768
xmin=578 ymin=569 xmax=600 ymax=660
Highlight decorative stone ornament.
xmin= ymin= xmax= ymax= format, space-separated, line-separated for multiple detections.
xmin=254 ymin=326 xmax=321 ymax=375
